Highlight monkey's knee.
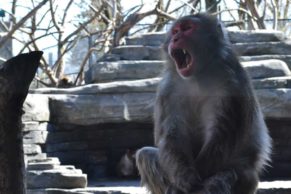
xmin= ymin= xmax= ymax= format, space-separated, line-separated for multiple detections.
xmin=136 ymin=147 xmax=168 ymax=194
xmin=136 ymin=147 xmax=158 ymax=166
xmin=135 ymin=147 xmax=160 ymax=180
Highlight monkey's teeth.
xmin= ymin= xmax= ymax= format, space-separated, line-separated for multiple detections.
xmin=183 ymin=49 xmax=186 ymax=54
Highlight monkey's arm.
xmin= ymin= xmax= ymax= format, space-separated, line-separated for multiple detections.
xmin=157 ymin=117 xmax=204 ymax=193
xmin=193 ymin=96 xmax=257 ymax=193
xmin=195 ymin=95 xmax=251 ymax=176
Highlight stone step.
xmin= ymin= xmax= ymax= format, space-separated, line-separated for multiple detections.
xmin=26 ymin=168 xmax=87 ymax=189
xmin=25 ymin=153 xmax=48 ymax=162
xmin=242 ymin=59 xmax=291 ymax=79
xmin=240 ymin=55 xmax=291 ymax=69
xmin=258 ymin=181 xmax=291 ymax=194
xmin=103 ymin=41 xmax=291 ymax=61
xmin=27 ymin=164 xmax=78 ymax=171
xmin=28 ymin=157 xmax=60 ymax=164
xmin=253 ymin=76 xmax=291 ymax=89
xmin=125 ymin=30 xmax=285 ymax=46
xmin=87 ymin=59 xmax=290 ymax=83
xmin=34 ymin=75 xmax=291 ymax=96
xmin=24 ymin=144 xmax=42 ymax=155
xmin=111 ymin=45 xmax=162 ymax=61
xmin=126 ymin=32 xmax=165 ymax=46
xmin=27 ymin=189 xmax=92 ymax=194
xmin=30 ymin=78 xmax=160 ymax=95
xmin=23 ymin=130 xmax=48 ymax=144
xmin=23 ymin=122 xmax=49 ymax=131
xmin=26 ymin=180 xmax=291 ymax=194
xmin=27 ymin=157 xmax=61 ymax=170
xmin=88 ymin=60 xmax=164 ymax=83
xmin=228 ymin=30 xmax=285 ymax=43
xmin=25 ymin=88 xmax=291 ymax=126
xmin=234 ymin=41 xmax=291 ymax=56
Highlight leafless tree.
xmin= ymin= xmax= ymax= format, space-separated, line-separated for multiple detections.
xmin=0 ymin=0 xmax=290 ymax=87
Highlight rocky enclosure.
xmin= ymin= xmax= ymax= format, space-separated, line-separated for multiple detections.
xmin=22 ymin=30 xmax=291 ymax=193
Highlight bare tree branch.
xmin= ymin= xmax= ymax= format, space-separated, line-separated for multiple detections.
xmin=0 ymin=0 xmax=49 ymax=46
xmin=113 ymin=4 xmax=175 ymax=46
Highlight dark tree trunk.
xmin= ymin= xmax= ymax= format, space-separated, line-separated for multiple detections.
xmin=0 ymin=51 xmax=42 ymax=194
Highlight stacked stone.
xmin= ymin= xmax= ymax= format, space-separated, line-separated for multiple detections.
xmin=22 ymin=101 xmax=87 ymax=192
xmin=23 ymin=30 xmax=291 ymax=193
xmin=84 ymin=30 xmax=291 ymax=179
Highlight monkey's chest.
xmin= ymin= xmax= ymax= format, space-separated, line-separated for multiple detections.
xmin=160 ymin=94 xmax=215 ymax=150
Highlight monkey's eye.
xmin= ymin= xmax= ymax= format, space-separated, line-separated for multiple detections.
xmin=172 ymin=28 xmax=179 ymax=35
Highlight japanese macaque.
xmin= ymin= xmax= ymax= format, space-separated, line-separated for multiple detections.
xmin=136 ymin=14 xmax=271 ymax=194
xmin=116 ymin=149 xmax=138 ymax=178
xmin=57 ymin=76 xmax=73 ymax=88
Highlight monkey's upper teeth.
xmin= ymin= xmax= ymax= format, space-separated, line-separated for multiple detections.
xmin=183 ymin=49 xmax=187 ymax=54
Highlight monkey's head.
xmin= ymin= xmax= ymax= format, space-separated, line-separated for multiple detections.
xmin=164 ymin=14 xmax=229 ymax=79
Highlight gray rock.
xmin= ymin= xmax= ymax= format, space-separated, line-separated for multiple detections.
xmin=89 ymin=60 xmax=164 ymax=83
xmin=256 ymin=89 xmax=291 ymax=119
xmin=23 ymin=122 xmax=49 ymax=131
xmin=27 ymin=160 xmax=76 ymax=171
xmin=24 ymin=144 xmax=42 ymax=155
xmin=240 ymin=55 xmax=291 ymax=69
xmin=23 ymin=130 xmax=48 ymax=144
xmin=252 ymin=77 xmax=291 ymax=89
xmin=88 ymin=59 xmax=290 ymax=84
xmin=27 ymin=81 xmax=291 ymax=127
xmin=25 ymin=153 xmax=48 ymax=162
xmin=234 ymin=41 xmax=291 ymax=56
xmin=26 ymin=169 xmax=87 ymax=189
xmin=23 ymin=94 xmax=50 ymax=122
xmin=49 ymin=93 xmax=155 ymax=125
xmin=126 ymin=32 xmax=166 ymax=46
xmin=111 ymin=46 xmax=162 ymax=60
xmin=27 ymin=189 xmax=92 ymax=194
xmin=242 ymin=60 xmax=291 ymax=79
xmin=27 ymin=162 xmax=59 ymax=171
xmin=23 ymin=122 xmax=41 ymax=131
xmin=30 ymin=78 xmax=161 ymax=95
xmin=228 ymin=30 xmax=285 ymax=43
xmin=26 ymin=181 xmax=291 ymax=194
xmin=100 ymin=53 xmax=121 ymax=62
xmin=27 ymin=157 xmax=61 ymax=171
xmin=124 ymin=30 xmax=285 ymax=46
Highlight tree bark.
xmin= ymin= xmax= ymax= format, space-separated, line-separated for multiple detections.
xmin=0 ymin=51 xmax=42 ymax=194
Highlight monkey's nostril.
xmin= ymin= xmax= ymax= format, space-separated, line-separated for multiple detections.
xmin=173 ymin=36 xmax=179 ymax=42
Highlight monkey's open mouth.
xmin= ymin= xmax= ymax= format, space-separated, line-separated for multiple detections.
xmin=171 ymin=49 xmax=193 ymax=77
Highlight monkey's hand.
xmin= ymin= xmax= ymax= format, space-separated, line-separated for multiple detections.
xmin=158 ymin=127 xmax=203 ymax=193
xmin=173 ymin=168 xmax=203 ymax=193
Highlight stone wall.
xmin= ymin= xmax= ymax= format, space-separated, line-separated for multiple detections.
xmin=23 ymin=30 xmax=291 ymax=181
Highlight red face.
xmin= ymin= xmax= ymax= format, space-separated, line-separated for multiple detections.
xmin=168 ymin=19 xmax=199 ymax=78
